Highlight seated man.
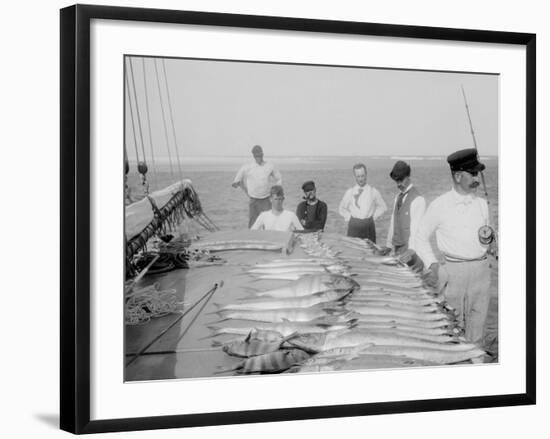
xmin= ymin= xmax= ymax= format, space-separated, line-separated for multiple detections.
xmin=251 ymin=185 xmax=304 ymax=232
xmin=296 ymin=180 xmax=328 ymax=232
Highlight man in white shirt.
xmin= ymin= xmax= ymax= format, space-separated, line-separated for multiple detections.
xmin=415 ymin=149 xmax=492 ymax=345
xmin=232 ymin=145 xmax=283 ymax=228
xmin=251 ymin=185 xmax=303 ymax=232
xmin=385 ymin=161 xmax=426 ymax=271
xmin=338 ymin=163 xmax=387 ymax=243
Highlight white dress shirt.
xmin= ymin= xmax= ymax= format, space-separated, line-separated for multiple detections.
xmin=338 ymin=184 xmax=387 ymax=222
xmin=233 ymin=161 xmax=282 ymax=199
xmin=385 ymin=184 xmax=426 ymax=250
xmin=251 ymin=210 xmax=304 ymax=232
xmin=415 ymin=188 xmax=490 ymax=267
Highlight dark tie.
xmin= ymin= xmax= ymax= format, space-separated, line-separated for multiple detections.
xmin=354 ymin=188 xmax=363 ymax=208
xmin=396 ymin=191 xmax=406 ymax=211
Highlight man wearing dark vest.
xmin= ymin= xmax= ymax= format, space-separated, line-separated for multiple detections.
xmin=385 ymin=161 xmax=426 ymax=270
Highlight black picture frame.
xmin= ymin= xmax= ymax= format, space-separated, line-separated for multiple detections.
xmin=60 ymin=4 xmax=536 ymax=434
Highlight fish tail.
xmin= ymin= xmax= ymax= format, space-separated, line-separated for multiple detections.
xmin=281 ymin=331 xmax=300 ymax=343
xmin=209 ymin=317 xmax=231 ymax=324
xmin=214 ymin=364 xmax=240 ymax=374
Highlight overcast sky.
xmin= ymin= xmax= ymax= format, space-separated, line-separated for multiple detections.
xmin=124 ymin=56 xmax=498 ymax=161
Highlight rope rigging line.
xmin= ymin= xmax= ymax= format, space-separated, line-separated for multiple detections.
xmin=154 ymin=58 xmax=176 ymax=181
xmin=124 ymin=69 xmax=141 ymax=164
xmin=127 ymin=57 xmax=148 ymax=167
xmin=161 ymin=58 xmax=184 ymax=181
xmin=141 ymin=57 xmax=159 ymax=191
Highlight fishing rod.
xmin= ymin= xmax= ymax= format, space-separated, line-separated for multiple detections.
xmin=460 ymin=85 xmax=498 ymax=255
xmin=125 ymin=281 xmax=223 ymax=367
xmin=461 ymin=84 xmax=489 ymax=198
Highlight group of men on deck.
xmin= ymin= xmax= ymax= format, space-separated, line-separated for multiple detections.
xmin=232 ymin=144 xmax=495 ymax=346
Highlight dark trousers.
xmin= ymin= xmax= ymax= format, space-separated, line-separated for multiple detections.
xmin=248 ymin=197 xmax=271 ymax=228
xmin=347 ymin=217 xmax=376 ymax=242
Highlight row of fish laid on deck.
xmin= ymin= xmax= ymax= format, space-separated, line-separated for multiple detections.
xmin=204 ymin=235 xmax=486 ymax=374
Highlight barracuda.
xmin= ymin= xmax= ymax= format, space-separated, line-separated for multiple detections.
xmin=215 ymin=290 xmax=351 ymax=311
xmin=288 ymin=329 xmax=478 ymax=353
xmin=212 ymin=303 xmax=348 ymax=323
xmin=252 ymin=274 xmax=359 ymax=298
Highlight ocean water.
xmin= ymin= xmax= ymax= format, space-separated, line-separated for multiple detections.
xmin=127 ymin=156 xmax=499 ymax=239
xmin=126 ymin=156 xmax=499 ymax=355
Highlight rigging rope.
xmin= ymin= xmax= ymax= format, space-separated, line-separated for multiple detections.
xmin=154 ymin=58 xmax=176 ymax=181
xmin=161 ymin=59 xmax=184 ymax=181
xmin=141 ymin=57 xmax=159 ymax=191
xmin=125 ymin=70 xmax=141 ymax=164
xmin=127 ymin=57 xmax=148 ymax=166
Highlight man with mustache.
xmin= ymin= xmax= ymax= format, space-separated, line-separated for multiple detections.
xmin=415 ymin=148 xmax=492 ymax=345
xmin=338 ymin=163 xmax=387 ymax=242
xmin=295 ymin=180 xmax=327 ymax=232
xmin=385 ymin=160 xmax=426 ymax=272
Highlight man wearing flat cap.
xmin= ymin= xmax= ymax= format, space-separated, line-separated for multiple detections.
xmin=296 ymin=181 xmax=328 ymax=232
xmin=385 ymin=161 xmax=426 ymax=271
xmin=232 ymin=145 xmax=283 ymax=228
xmin=415 ymin=148 xmax=492 ymax=345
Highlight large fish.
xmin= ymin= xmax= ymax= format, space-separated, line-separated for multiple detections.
xmin=252 ymin=274 xmax=359 ymax=298
xmin=252 ymin=266 xmax=350 ymax=280
xmin=355 ymin=322 xmax=458 ymax=336
xmin=250 ymin=260 xmax=336 ymax=270
xmin=214 ymin=331 xmax=299 ymax=358
xmin=215 ymin=290 xmax=352 ymax=311
xmin=347 ymin=299 xmax=440 ymax=313
xmin=287 ymin=329 xmax=478 ymax=353
xmin=356 ymin=345 xmax=486 ymax=365
xmin=216 ymin=349 xmax=311 ymax=374
xmin=350 ymin=313 xmax=454 ymax=329
xmin=348 ymin=305 xmax=449 ymax=321
xmin=247 ymin=266 xmax=335 ymax=275
xmin=349 ymin=294 xmax=439 ymax=307
xmin=205 ymin=319 xmax=358 ymax=338
xmin=212 ymin=303 xmax=348 ymax=323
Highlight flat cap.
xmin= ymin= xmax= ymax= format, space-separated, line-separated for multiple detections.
xmin=447 ymin=148 xmax=485 ymax=172
xmin=390 ymin=160 xmax=411 ymax=181
xmin=301 ymin=180 xmax=316 ymax=191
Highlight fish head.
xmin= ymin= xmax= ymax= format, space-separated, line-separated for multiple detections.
xmin=287 ymin=333 xmax=326 ymax=353
xmin=327 ymin=275 xmax=360 ymax=291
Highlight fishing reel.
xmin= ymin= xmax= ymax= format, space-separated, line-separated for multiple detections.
xmin=478 ymin=225 xmax=495 ymax=245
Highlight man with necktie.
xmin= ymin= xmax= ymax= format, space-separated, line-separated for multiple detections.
xmin=415 ymin=149 xmax=492 ymax=345
xmin=338 ymin=163 xmax=387 ymax=242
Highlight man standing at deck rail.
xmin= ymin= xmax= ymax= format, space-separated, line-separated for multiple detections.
xmin=385 ymin=161 xmax=425 ymax=271
xmin=232 ymin=145 xmax=283 ymax=228
xmin=415 ymin=149 xmax=492 ymax=345
xmin=338 ymin=163 xmax=387 ymax=242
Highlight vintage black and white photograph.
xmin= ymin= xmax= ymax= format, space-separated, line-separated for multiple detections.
xmin=123 ymin=55 xmax=499 ymax=381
